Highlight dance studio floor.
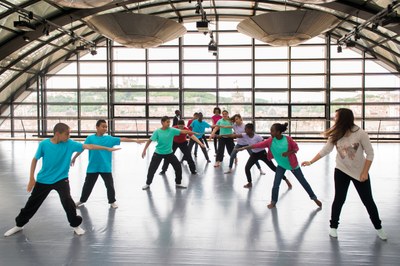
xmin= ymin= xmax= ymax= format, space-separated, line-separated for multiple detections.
xmin=0 ymin=140 xmax=399 ymax=266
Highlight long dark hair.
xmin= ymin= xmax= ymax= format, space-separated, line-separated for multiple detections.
xmin=324 ymin=108 xmax=358 ymax=144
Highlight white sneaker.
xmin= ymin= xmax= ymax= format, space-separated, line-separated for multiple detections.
xmin=376 ymin=228 xmax=388 ymax=240
xmin=110 ymin=202 xmax=118 ymax=209
xmin=176 ymin=184 xmax=187 ymax=189
xmin=4 ymin=226 xmax=23 ymax=237
xmin=329 ymin=228 xmax=338 ymax=238
xmin=73 ymin=226 xmax=85 ymax=235
xmin=259 ymin=169 xmax=266 ymax=175
xmin=142 ymin=184 xmax=150 ymax=190
xmin=75 ymin=201 xmax=84 ymax=208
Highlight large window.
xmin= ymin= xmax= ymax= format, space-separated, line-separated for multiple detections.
xmin=5 ymin=21 xmax=399 ymax=139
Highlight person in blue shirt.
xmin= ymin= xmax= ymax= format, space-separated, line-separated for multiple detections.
xmin=71 ymin=120 xmax=144 ymax=209
xmin=188 ymin=112 xmax=211 ymax=163
xmin=4 ymin=123 xmax=120 ymax=237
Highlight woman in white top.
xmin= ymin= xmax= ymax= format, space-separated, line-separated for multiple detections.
xmin=302 ymin=108 xmax=387 ymax=240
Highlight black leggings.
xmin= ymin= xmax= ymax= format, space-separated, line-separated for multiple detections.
xmin=245 ymin=150 xmax=287 ymax=183
xmin=15 ymin=178 xmax=82 ymax=227
xmin=330 ymin=168 xmax=382 ymax=229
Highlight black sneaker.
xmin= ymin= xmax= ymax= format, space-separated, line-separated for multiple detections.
xmin=191 ymin=171 xmax=198 ymax=175
xmin=159 ymin=171 xmax=166 ymax=175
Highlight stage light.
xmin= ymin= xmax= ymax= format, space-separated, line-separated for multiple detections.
xmin=14 ymin=17 xmax=36 ymax=31
xmin=196 ymin=21 xmax=209 ymax=32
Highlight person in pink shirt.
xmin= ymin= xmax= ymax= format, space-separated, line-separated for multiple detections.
xmin=211 ymin=107 xmax=222 ymax=153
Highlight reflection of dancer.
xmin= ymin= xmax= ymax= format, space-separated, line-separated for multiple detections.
xmin=4 ymin=123 xmax=120 ymax=237
xmin=302 ymin=108 xmax=387 ymax=240
xmin=243 ymin=122 xmax=321 ymax=209
xmin=142 ymin=116 xmax=194 ymax=190
xmin=72 ymin=120 xmax=144 ymax=209
xmin=160 ymin=119 xmax=204 ymax=175
xmin=233 ymin=123 xmax=292 ymax=189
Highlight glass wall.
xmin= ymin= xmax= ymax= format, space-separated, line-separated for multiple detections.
xmin=3 ymin=21 xmax=399 ymax=139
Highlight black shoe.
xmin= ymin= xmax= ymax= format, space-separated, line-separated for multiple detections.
xmin=191 ymin=171 xmax=198 ymax=175
xmin=159 ymin=171 xmax=166 ymax=175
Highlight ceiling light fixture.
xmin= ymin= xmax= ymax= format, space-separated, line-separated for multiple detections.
xmin=14 ymin=15 xmax=36 ymax=31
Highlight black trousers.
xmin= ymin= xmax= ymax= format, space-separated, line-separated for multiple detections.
xmin=79 ymin=172 xmax=116 ymax=204
xmin=15 ymin=178 xmax=82 ymax=228
xmin=194 ymin=135 xmax=209 ymax=155
xmin=330 ymin=168 xmax=382 ymax=229
xmin=245 ymin=150 xmax=287 ymax=183
xmin=188 ymin=138 xmax=210 ymax=161
xmin=162 ymin=141 xmax=196 ymax=173
xmin=146 ymin=153 xmax=182 ymax=185
xmin=216 ymin=138 xmax=235 ymax=162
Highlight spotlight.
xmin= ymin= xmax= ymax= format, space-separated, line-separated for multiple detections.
xmin=23 ymin=36 xmax=30 ymax=42
xmin=208 ymin=44 xmax=217 ymax=53
xmin=76 ymin=45 xmax=86 ymax=51
xmin=379 ymin=15 xmax=400 ymax=27
xmin=337 ymin=45 xmax=342 ymax=53
xmin=90 ymin=47 xmax=97 ymax=56
xmin=14 ymin=16 xmax=36 ymax=31
xmin=345 ymin=40 xmax=356 ymax=48
xmin=196 ymin=21 xmax=209 ymax=32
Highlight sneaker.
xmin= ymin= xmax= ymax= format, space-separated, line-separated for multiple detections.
xmin=176 ymin=184 xmax=187 ymax=189
xmin=75 ymin=201 xmax=84 ymax=208
xmin=191 ymin=171 xmax=198 ymax=175
xmin=376 ymin=228 xmax=388 ymax=240
xmin=224 ymin=169 xmax=232 ymax=174
xmin=110 ymin=202 xmax=118 ymax=209
xmin=73 ymin=226 xmax=85 ymax=236
xmin=243 ymin=183 xmax=252 ymax=188
xmin=259 ymin=169 xmax=266 ymax=175
xmin=206 ymin=160 xmax=211 ymax=163
xmin=329 ymin=228 xmax=338 ymax=238
xmin=4 ymin=226 xmax=23 ymax=237
xmin=214 ymin=161 xmax=221 ymax=167
xmin=314 ymin=199 xmax=322 ymax=208
xmin=159 ymin=171 xmax=166 ymax=175
xmin=142 ymin=184 xmax=150 ymax=190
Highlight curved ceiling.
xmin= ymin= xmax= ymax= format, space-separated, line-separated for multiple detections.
xmin=0 ymin=0 xmax=399 ymax=106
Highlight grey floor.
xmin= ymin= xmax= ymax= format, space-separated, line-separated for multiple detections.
xmin=0 ymin=140 xmax=399 ymax=266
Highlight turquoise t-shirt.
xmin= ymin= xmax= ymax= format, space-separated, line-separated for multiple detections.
xmin=270 ymin=136 xmax=297 ymax=170
xmin=190 ymin=120 xmax=211 ymax=138
xmin=84 ymin=134 xmax=120 ymax=173
xmin=35 ymin=139 xmax=84 ymax=184
xmin=151 ymin=127 xmax=181 ymax=154
xmin=217 ymin=119 xmax=233 ymax=135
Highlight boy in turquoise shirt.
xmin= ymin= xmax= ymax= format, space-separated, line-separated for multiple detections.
xmin=71 ymin=120 xmax=144 ymax=209
xmin=141 ymin=116 xmax=194 ymax=190
xmin=4 ymin=123 xmax=120 ymax=237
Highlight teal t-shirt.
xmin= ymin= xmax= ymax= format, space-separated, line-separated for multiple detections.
xmin=35 ymin=139 xmax=84 ymax=184
xmin=217 ymin=119 xmax=233 ymax=135
xmin=84 ymin=134 xmax=120 ymax=173
xmin=151 ymin=127 xmax=181 ymax=154
xmin=190 ymin=120 xmax=211 ymax=138
xmin=270 ymin=136 xmax=296 ymax=170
